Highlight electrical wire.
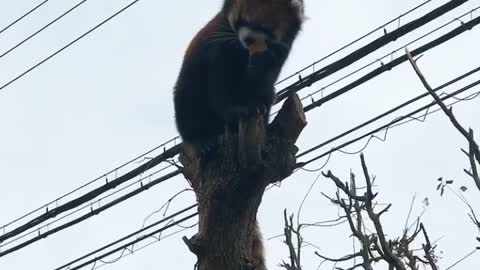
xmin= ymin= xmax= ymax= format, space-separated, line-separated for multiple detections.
xmin=59 ymin=212 xmax=198 ymax=270
xmin=275 ymin=0 xmax=469 ymax=101
xmin=0 ymin=0 xmax=90 ymax=60
xmin=0 ymin=0 xmax=49 ymax=35
xmin=0 ymin=144 xmax=180 ymax=245
xmin=297 ymin=65 xmax=480 ymax=159
xmin=300 ymin=5 xmax=480 ymax=104
xmin=303 ymin=13 xmax=480 ymax=112
xmin=0 ymin=0 xmax=142 ymax=92
xmin=0 ymin=136 xmax=179 ymax=234
xmin=277 ymin=0 xmax=468 ymax=102
xmin=0 ymin=162 xmax=175 ymax=250
xmin=275 ymin=0 xmax=434 ymax=86
xmin=0 ymin=169 xmax=181 ymax=257
xmin=298 ymin=78 xmax=480 ymax=168
xmin=53 ymin=204 xmax=197 ymax=270
xmin=90 ymin=225 xmax=196 ymax=270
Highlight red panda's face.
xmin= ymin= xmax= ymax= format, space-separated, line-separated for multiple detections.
xmin=226 ymin=0 xmax=304 ymax=55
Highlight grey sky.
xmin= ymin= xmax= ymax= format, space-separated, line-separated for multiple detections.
xmin=0 ymin=0 xmax=479 ymax=269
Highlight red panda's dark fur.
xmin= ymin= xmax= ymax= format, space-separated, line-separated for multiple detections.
xmin=173 ymin=1 xmax=304 ymax=266
xmin=174 ymin=0 xmax=304 ymax=151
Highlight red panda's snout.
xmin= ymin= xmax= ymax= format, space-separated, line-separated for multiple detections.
xmin=238 ymin=27 xmax=269 ymax=55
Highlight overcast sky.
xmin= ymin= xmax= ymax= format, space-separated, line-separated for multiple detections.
xmin=0 ymin=0 xmax=479 ymax=269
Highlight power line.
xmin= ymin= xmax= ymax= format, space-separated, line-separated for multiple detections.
xmin=297 ymin=65 xmax=480 ymax=159
xmin=299 ymin=78 xmax=480 ymax=168
xmin=0 ymin=143 xmax=180 ymax=245
xmin=59 ymin=212 xmax=198 ymax=270
xmin=0 ymin=136 xmax=179 ymax=234
xmin=275 ymin=0 xmax=434 ymax=86
xmin=0 ymin=0 xmax=49 ymax=35
xmin=0 ymin=0 xmax=90 ymax=60
xmin=0 ymin=169 xmax=182 ymax=257
xmin=303 ymin=12 xmax=480 ymax=112
xmin=299 ymin=5 xmax=480 ymax=104
xmin=0 ymin=0 xmax=142 ymax=92
xmin=276 ymin=0 xmax=469 ymax=101
xmin=53 ymin=203 xmax=197 ymax=270
xmin=0 ymin=162 xmax=175 ymax=251
xmin=87 ymin=225 xmax=195 ymax=270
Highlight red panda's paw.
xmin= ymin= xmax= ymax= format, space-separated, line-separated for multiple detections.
xmin=225 ymin=104 xmax=268 ymax=124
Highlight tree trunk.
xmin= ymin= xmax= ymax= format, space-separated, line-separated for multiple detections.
xmin=180 ymin=94 xmax=307 ymax=270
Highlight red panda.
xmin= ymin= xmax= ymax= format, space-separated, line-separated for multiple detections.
xmin=174 ymin=0 xmax=305 ymax=156
xmin=173 ymin=1 xmax=305 ymax=268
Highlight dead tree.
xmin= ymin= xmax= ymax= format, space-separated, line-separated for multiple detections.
xmin=179 ymin=94 xmax=307 ymax=270
xmin=316 ymin=154 xmax=439 ymax=270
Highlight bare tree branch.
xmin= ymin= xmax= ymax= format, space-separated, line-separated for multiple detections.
xmin=359 ymin=154 xmax=407 ymax=270
xmin=405 ymin=48 xmax=480 ymax=191
xmin=419 ymin=224 xmax=438 ymax=270
xmin=314 ymin=153 xmax=443 ymax=270
xmin=322 ymin=171 xmax=368 ymax=201
xmin=281 ymin=210 xmax=303 ymax=270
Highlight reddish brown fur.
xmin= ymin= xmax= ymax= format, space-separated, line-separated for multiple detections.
xmin=184 ymin=14 xmax=223 ymax=60
xmin=174 ymin=3 xmax=304 ymax=266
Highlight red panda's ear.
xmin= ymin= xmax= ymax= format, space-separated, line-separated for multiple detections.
xmin=290 ymin=0 xmax=306 ymax=21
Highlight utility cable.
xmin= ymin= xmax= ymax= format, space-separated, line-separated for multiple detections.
xmin=59 ymin=212 xmax=198 ymax=270
xmin=0 ymin=144 xmax=180 ymax=245
xmin=299 ymin=5 xmax=480 ymax=104
xmin=0 ymin=0 xmax=49 ymax=35
xmin=0 ymin=0 xmax=90 ymax=60
xmin=0 ymin=163 xmax=174 ymax=251
xmin=53 ymin=204 xmax=197 ymax=270
xmin=0 ymin=0 xmax=142 ymax=92
xmin=297 ymin=65 xmax=480 ymax=158
xmin=303 ymin=13 xmax=480 ymax=112
xmin=299 ymin=78 xmax=480 ymax=167
xmin=275 ymin=0 xmax=434 ymax=85
xmin=0 ymin=169 xmax=182 ymax=257
xmin=0 ymin=136 xmax=179 ymax=236
xmin=0 ymin=137 xmax=178 ymax=233
xmin=276 ymin=0 xmax=469 ymax=101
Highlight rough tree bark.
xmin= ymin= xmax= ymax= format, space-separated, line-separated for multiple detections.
xmin=179 ymin=94 xmax=307 ymax=270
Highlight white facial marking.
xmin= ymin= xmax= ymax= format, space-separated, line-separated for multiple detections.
xmin=228 ymin=13 xmax=237 ymax=30
xmin=238 ymin=27 xmax=267 ymax=50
